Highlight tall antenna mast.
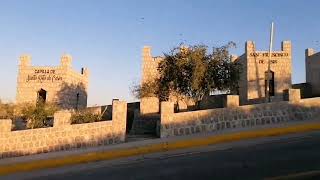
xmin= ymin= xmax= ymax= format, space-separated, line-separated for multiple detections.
xmin=266 ymin=22 xmax=274 ymax=103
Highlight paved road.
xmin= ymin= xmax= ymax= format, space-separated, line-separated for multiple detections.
xmin=8 ymin=132 xmax=320 ymax=180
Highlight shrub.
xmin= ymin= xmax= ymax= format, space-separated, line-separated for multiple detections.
xmin=0 ymin=101 xmax=15 ymax=119
xmin=21 ymin=102 xmax=59 ymax=129
xmin=71 ymin=111 xmax=101 ymax=124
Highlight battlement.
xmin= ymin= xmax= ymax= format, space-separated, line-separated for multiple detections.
xmin=245 ymin=40 xmax=291 ymax=54
xmin=19 ymin=54 xmax=32 ymax=67
xmin=305 ymin=48 xmax=320 ymax=58
xmin=142 ymin=46 xmax=152 ymax=57
xmin=245 ymin=41 xmax=256 ymax=53
xmin=306 ymin=48 xmax=315 ymax=57
xmin=16 ymin=54 xmax=89 ymax=109
xmin=281 ymin=41 xmax=292 ymax=52
xmin=141 ymin=46 xmax=163 ymax=85
xmin=18 ymin=54 xmax=88 ymax=77
xmin=61 ymin=54 xmax=72 ymax=67
xmin=236 ymin=40 xmax=293 ymax=105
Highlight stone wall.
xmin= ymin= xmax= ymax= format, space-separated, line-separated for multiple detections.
xmin=141 ymin=46 xmax=162 ymax=86
xmin=292 ymin=83 xmax=313 ymax=99
xmin=199 ymin=94 xmax=228 ymax=110
xmin=140 ymin=97 xmax=160 ymax=115
xmin=0 ymin=101 xmax=127 ymax=159
xmin=86 ymin=101 xmax=140 ymax=133
xmin=16 ymin=54 xmax=89 ymax=109
xmin=160 ymin=90 xmax=320 ymax=138
xmin=140 ymin=46 xmax=196 ymax=114
xmin=86 ymin=105 xmax=113 ymax=120
xmin=140 ymin=47 xmax=162 ymax=115
xmin=235 ymin=41 xmax=292 ymax=105
xmin=305 ymin=48 xmax=320 ymax=96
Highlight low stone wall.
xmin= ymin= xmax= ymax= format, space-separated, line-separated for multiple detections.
xmin=160 ymin=89 xmax=320 ymax=138
xmin=140 ymin=97 xmax=159 ymax=115
xmin=0 ymin=101 xmax=127 ymax=159
xmin=199 ymin=94 xmax=228 ymax=110
xmin=292 ymin=83 xmax=313 ymax=98
xmin=86 ymin=105 xmax=113 ymax=120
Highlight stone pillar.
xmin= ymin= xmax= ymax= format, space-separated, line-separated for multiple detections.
xmin=225 ymin=95 xmax=239 ymax=108
xmin=160 ymin=101 xmax=174 ymax=138
xmin=112 ymin=101 xmax=127 ymax=142
xmin=281 ymin=41 xmax=292 ymax=53
xmin=143 ymin=46 xmax=152 ymax=58
xmin=53 ymin=110 xmax=71 ymax=127
xmin=141 ymin=46 xmax=154 ymax=84
xmin=61 ymin=54 xmax=72 ymax=68
xmin=245 ymin=41 xmax=255 ymax=54
xmin=305 ymin=48 xmax=315 ymax=57
xmin=305 ymin=48 xmax=314 ymax=85
xmin=19 ymin=55 xmax=31 ymax=67
xmin=0 ymin=119 xmax=12 ymax=133
xmin=288 ymin=89 xmax=301 ymax=103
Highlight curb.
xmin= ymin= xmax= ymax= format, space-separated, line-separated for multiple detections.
xmin=1 ymin=122 xmax=320 ymax=176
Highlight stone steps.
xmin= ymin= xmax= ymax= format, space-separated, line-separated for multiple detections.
xmin=130 ymin=114 xmax=160 ymax=136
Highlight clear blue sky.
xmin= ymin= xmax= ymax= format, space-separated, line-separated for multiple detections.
xmin=0 ymin=0 xmax=319 ymax=105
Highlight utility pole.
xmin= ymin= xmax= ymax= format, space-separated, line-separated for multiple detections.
xmin=266 ymin=22 xmax=274 ymax=103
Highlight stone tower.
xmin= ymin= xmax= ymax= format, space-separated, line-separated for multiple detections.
xmin=305 ymin=48 xmax=320 ymax=96
xmin=140 ymin=46 xmax=163 ymax=115
xmin=234 ymin=41 xmax=292 ymax=105
xmin=16 ymin=54 xmax=89 ymax=109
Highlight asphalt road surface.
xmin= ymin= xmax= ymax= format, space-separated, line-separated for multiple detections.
xmin=11 ymin=132 xmax=320 ymax=180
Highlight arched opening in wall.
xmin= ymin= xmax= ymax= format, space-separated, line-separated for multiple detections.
xmin=76 ymin=93 xmax=80 ymax=110
xmin=37 ymin=89 xmax=47 ymax=103
xmin=265 ymin=71 xmax=275 ymax=96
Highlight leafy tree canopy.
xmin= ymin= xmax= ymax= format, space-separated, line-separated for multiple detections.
xmin=133 ymin=42 xmax=241 ymax=108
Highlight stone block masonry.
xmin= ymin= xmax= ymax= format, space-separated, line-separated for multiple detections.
xmin=0 ymin=101 xmax=127 ymax=159
xmin=305 ymin=48 xmax=320 ymax=96
xmin=16 ymin=54 xmax=89 ymax=109
xmin=160 ymin=90 xmax=320 ymax=138
xmin=140 ymin=47 xmax=162 ymax=115
xmin=234 ymin=41 xmax=292 ymax=105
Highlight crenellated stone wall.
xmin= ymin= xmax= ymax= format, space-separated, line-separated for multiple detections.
xmin=16 ymin=54 xmax=89 ymax=109
xmin=234 ymin=41 xmax=292 ymax=105
xmin=0 ymin=101 xmax=127 ymax=159
xmin=160 ymin=90 xmax=320 ymax=138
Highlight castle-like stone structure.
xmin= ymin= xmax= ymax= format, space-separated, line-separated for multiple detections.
xmin=16 ymin=54 xmax=89 ymax=109
xmin=306 ymin=48 xmax=320 ymax=96
xmin=233 ymin=41 xmax=292 ymax=105
xmin=141 ymin=46 xmax=163 ymax=86
xmin=0 ymin=101 xmax=127 ymax=159
xmin=140 ymin=47 xmax=162 ymax=115
xmin=1 ymin=40 xmax=319 ymax=159
xmin=140 ymin=47 xmax=195 ymax=115
xmin=141 ymin=41 xmax=293 ymax=111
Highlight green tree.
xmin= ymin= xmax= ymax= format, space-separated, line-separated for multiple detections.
xmin=70 ymin=110 xmax=101 ymax=124
xmin=131 ymin=80 xmax=159 ymax=99
xmin=21 ymin=102 xmax=58 ymax=129
xmin=133 ymin=42 xmax=241 ymax=110
xmin=0 ymin=100 xmax=15 ymax=119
